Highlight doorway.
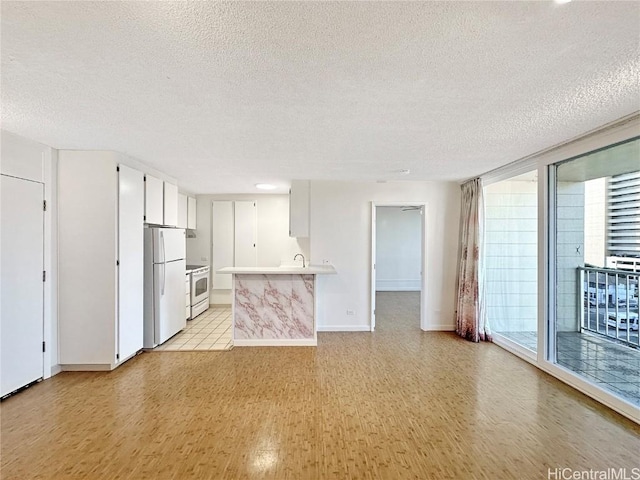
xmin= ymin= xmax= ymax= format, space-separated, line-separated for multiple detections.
xmin=370 ymin=203 xmax=427 ymax=331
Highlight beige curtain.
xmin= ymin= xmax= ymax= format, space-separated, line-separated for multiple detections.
xmin=455 ymin=178 xmax=491 ymax=342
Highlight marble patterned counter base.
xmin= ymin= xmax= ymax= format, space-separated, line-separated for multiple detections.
xmin=234 ymin=273 xmax=316 ymax=346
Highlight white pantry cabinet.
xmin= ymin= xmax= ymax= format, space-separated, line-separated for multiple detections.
xmin=289 ymin=180 xmax=310 ymax=237
xmin=1 ymin=174 xmax=44 ymax=396
xmin=164 ymin=182 xmax=178 ymax=227
xmin=234 ymin=201 xmax=257 ymax=268
xmin=211 ymin=200 xmax=234 ymax=290
xmin=187 ymin=196 xmax=197 ymax=229
xmin=58 ymin=151 xmax=144 ymax=370
xmin=145 ymin=174 xmax=164 ymax=225
xmin=177 ymin=193 xmax=188 ymax=229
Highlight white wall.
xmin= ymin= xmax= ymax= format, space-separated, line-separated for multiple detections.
xmin=187 ymin=194 xmax=309 ymax=303
xmin=310 ymin=181 xmax=460 ymax=331
xmin=1 ymin=130 xmax=58 ymax=377
xmin=375 ymin=206 xmax=421 ymax=291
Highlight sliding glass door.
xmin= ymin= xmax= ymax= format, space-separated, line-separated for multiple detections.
xmin=552 ymin=139 xmax=640 ymax=407
xmin=485 ymin=171 xmax=538 ymax=352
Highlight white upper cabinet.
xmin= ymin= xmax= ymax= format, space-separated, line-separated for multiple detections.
xmin=177 ymin=193 xmax=188 ymax=229
xmin=289 ymin=180 xmax=310 ymax=238
xmin=145 ymin=174 xmax=164 ymax=225
xmin=187 ymin=196 xmax=197 ymax=229
xmin=163 ymin=182 xmax=178 ymax=227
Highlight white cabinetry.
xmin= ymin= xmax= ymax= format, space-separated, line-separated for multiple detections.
xmin=163 ymin=182 xmax=178 ymax=227
xmin=145 ymin=174 xmax=164 ymax=225
xmin=212 ymin=201 xmax=234 ymax=290
xmin=177 ymin=193 xmax=188 ymax=229
xmin=289 ymin=180 xmax=310 ymax=237
xmin=187 ymin=196 xmax=197 ymax=229
xmin=145 ymin=175 xmax=179 ymax=227
xmin=58 ymin=151 xmax=144 ymax=370
xmin=1 ymin=175 xmax=44 ymax=396
xmin=234 ymin=201 xmax=257 ymax=267
xmin=211 ymin=200 xmax=257 ymax=289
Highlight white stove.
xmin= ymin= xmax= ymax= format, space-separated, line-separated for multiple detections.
xmin=186 ymin=265 xmax=210 ymax=319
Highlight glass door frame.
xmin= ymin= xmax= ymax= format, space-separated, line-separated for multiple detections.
xmin=480 ymin=116 xmax=640 ymax=424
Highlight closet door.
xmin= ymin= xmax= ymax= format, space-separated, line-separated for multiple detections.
xmin=1 ymin=175 xmax=44 ymax=396
xmin=212 ymin=201 xmax=234 ymax=289
xmin=234 ymin=201 xmax=257 ymax=268
xmin=118 ymin=165 xmax=144 ymax=362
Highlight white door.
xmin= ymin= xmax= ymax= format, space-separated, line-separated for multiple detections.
xmin=1 ymin=175 xmax=44 ymax=396
xmin=371 ymin=204 xmax=376 ymax=331
xmin=234 ymin=201 xmax=257 ymax=267
xmin=155 ymin=259 xmax=187 ymax=344
xmin=153 ymin=228 xmax=186 ymax=263
xmin=212 ymin=200 xmax=234 ymax=289
xmin=118 ymin=165 xmax=144 ymax=362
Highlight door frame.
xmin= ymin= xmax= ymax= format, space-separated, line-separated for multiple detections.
xmin=370 ymin=202 xmax=427 ymax=331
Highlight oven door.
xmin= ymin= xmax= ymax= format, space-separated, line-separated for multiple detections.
xmin=191 ymin=270 xmax=209 ymax=305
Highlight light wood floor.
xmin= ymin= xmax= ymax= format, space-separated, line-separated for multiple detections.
xmin=1 ymin=292 xmax=638 ymax=479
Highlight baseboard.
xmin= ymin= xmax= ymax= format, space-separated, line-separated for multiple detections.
xmin=233 ymin=339 xmax=317 ymax=346
xmin=317 ymin=325 xmax=371 ymax=332
xmin=423 ymin=324 xmax=455 ymax=331
xmin=50 ymin=364 xmax=63 ymax=377
xmin=60 ymin=364 xmax=115 ymax=372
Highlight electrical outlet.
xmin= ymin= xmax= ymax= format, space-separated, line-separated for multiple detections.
xmin=346 ymin=309 xmax=355 ymax=316
xmin=322 ymin=259 xmax=331 ymax=265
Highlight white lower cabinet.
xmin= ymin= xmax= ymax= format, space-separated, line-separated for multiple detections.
xmin=58 ymin=151 xmax=144 ymax=370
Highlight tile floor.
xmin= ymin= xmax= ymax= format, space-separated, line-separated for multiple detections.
xmin=497 ymin=330 xmax=640 ymax=407
xmin=497 ymin=330 xmax=538 ymax=351
xmin=154 ymin=305 xmax=233 ymax=351
xmin=557 ymin=332 xmax=640 ymax=407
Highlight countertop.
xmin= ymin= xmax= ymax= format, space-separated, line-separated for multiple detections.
xmin=217 ymin=265 xmax=337 ymax=275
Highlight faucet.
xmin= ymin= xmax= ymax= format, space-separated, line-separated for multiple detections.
xmin=294 ymin=253 xmax=306 ymax=268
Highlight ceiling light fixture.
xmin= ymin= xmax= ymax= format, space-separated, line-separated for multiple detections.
xmin=255 ymin=183 xmax=277 ymax=190
xmin=553 ymin=0 xmax=572 ymax=4
xmin=398 ymin=169 xmax=411 ymax=175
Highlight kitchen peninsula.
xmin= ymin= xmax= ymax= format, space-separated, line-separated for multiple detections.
xmin=217 ymin=265 xmax=336 ymax=346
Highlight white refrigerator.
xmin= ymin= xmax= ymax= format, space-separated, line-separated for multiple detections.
xmin=144 ymin=227 xmax=186 ymax=348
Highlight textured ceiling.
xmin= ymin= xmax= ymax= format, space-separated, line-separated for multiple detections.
xmin=2 ymin=1 xmax=639 ymax=194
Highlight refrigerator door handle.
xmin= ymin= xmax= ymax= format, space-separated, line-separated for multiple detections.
xmin=160 ymin=231 xmax=165 ymax=264
xmin=161 ymin=263 xmax=165 ymax=295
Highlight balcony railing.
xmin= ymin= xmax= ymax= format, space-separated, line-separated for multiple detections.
xmin=579 ymin=266 xmax=639 ymax=348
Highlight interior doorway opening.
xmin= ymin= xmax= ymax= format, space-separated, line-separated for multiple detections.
xmin=371 ymin=203 xmax=427 ymax=331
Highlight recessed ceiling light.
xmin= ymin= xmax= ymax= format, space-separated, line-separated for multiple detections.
xmin=398 ymin=169 xmax=411 ymax=175
xmin=255 ymin=183 xmax=277 ymax=190
xmin=553 ymin=0 xmax=572 ymax=4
